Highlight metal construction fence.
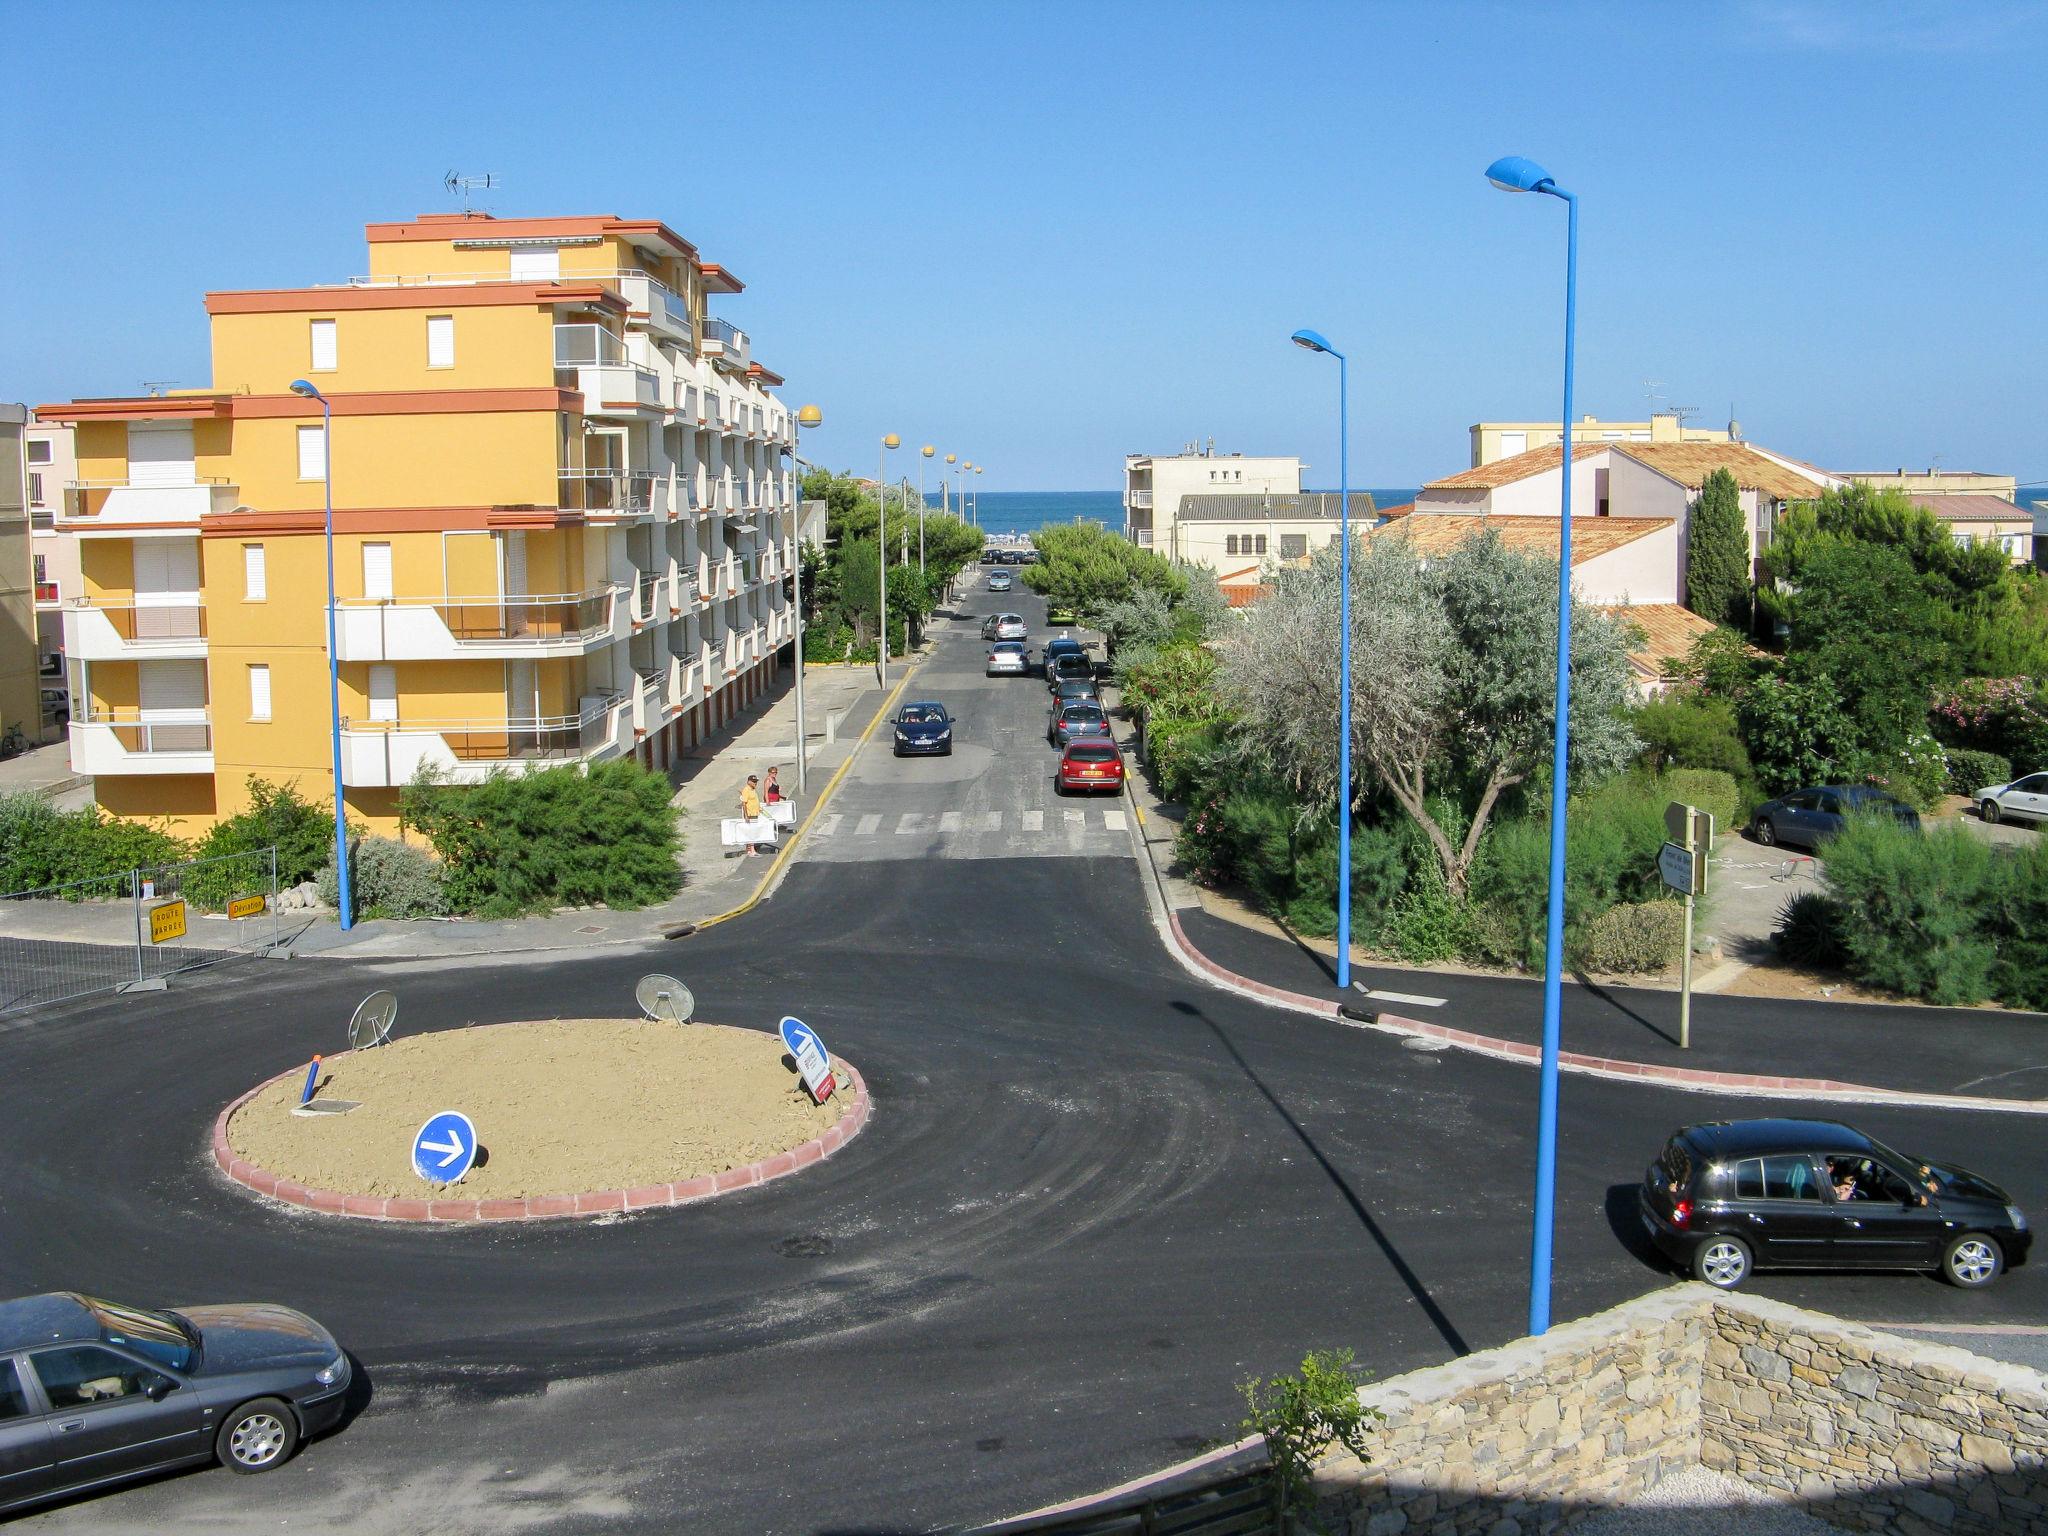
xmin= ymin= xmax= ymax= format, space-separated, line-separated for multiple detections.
xmin=0 ymin=847 xmax=281 ymax=1014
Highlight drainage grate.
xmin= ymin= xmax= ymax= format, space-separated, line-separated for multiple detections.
xmin=576 ymin=925 xmax=608 ymax=935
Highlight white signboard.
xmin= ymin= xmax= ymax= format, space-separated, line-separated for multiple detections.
xmin=1658 ymin=840 xmax=1702 ymax=896
xmin=778 ymin=1016 xmax=837 ymax=1103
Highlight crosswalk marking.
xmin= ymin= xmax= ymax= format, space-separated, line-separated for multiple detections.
xmin=814 ymin=814 xmax=843 ymax=837
xmin=896 ymin=813 xmax=930 ymax=834
xmin=855 ymin=813 xmax=882 ymax=836
xmin=939 ymin=811 xmax=964 ymax=833
xmin=806 ymin=808 xmax=1132 ymax=841
xmin=1063 ymin=809 xmax=1084 ymax=829
xmin=1103 ymin=809 xmax=1126 ymax=832
xmin=1022 ymin=810 xmax=1044 ymax=832
xmin=981 ymin=811 xmax=1003 ymax=831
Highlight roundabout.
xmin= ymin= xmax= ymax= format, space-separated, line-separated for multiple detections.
xmin=211 ymin=1019 xmax=868 ymax=1222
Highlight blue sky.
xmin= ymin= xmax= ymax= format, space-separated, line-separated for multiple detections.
xmin=7 ymin=1 xmax=2045 ymax=490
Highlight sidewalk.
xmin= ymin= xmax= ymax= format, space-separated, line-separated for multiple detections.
xmin=1108 ymin=699 xmax=2048 ymax=1114
xmin=0 ymin=740 xmax=92 ymax=810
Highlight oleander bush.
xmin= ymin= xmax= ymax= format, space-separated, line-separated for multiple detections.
xmin=401 ymin=760 xmax=683 ymax=917
xmin=1945 ymin=748 xmax=2014 ymax=799
xmin=317 ymin=835 xmax=448 ymax=920
xmin=0 ymin=793 xmax=188 ymax=896
xmin=1570 ymin=899 xmax=1687 ymax=974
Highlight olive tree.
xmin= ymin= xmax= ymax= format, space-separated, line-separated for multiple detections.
xmin=1220 ymin=530 xmax=1639 ymax=897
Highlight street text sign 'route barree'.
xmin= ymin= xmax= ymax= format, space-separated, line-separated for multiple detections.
xmin=411 ymin=1110 xmax=479 ymax=1185
xmin=779 ymin=1017 xmax=837 ymax=1104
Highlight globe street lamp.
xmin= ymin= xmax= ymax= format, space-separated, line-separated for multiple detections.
xmin=288 ymin=379 xmax=352 ymax=932
xmin=878 ymin=434 xmax=899 ymax=688
xmin=973 ymin=464 xmax=983 ymax=527
xmin=1485 ymin=152 xmax=1579 ymax=1338
xmin=944 ymin=452 xmax=957 ymax=524
xmin=919 ymin=444 xmax=934 ymax=574
xmin=792 ymin=403 xmax=823 ymax=796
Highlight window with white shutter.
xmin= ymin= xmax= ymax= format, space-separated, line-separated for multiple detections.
xmin=243 ymin=544 xmax=267 ymax=601
xmin=297 ymin=424 xmax=327 ymax=481
xmin=509 ymin=245 xmax=560 ymax=281
xmin=248 ymin=665 xmax=272 ymax=721
xmin=310 ymin=319 xmax=337 ymax=371
xmin=362 ymin=543 xmax=394 ymax=600
xmin=368 ymin=664 xmax=399 ymax=722
xmin=427 ymin=315 xmax=455 ymax=368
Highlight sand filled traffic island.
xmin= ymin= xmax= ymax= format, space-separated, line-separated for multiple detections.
xmin=211 ymin=1019 xmax=868 ymax=1222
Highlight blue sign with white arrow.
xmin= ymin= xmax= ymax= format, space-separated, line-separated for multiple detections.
xmin=411 ymin=1110 xmax=479 ymax=1185
xmin=779 ymin=1016 xmax=837 ymax=1103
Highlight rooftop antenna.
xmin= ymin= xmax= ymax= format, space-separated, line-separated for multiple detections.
xmin=443 ymin=170 xmax=498 ymax=213
xmin=141 ymin=380 xmax=179 ymax=397
xmin=1668 ymin=404 xmax=1700 ymax=427
xmin=1642 ymin=379 xmax=1667 ymax=414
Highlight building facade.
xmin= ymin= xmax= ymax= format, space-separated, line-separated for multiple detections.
xmin=26 ymin=415 xmax=77 ymax=734
xmin=39 ymin=211 xmax=799 ymax=835
xmin=1166 ymin=491 xmax=1379 ymax=573
xmin=1469 ymin=412 xmax=1734 ymax=468
xmin=1123 ymin=448 xmax=1301 ymax=559
xmin=0 ymin=406 xmax=42 ymax=744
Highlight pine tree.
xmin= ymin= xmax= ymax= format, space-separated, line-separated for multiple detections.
xmin=1685 ymin=467 xmax=1751 ymax=628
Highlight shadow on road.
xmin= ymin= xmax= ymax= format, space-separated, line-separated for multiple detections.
xmin=1603 ymin=1182 xmax=1678 ymax=1279
xmin=1171 ymin=998 xmax=1471 ymax=1357
xmin=1571 ymin=972 xmax=1678 ymax=1048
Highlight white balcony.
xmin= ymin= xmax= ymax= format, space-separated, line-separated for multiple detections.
xmin=1128 ymin=488 xmax=1154 ymax=508
xmin=331 ymin=587 xmax=627 ymax=662
xmin=71 ymin=712 xmax=213 ymax=775
xmin=614 ymin=271 xmax=694 ymax=345
xmin=554 ymin=324 xmax=661 ymax=416
xmin=61 ymin=481 xmax=239 ymax=531
xmin=339 ymin=694 xmax=628 ymax=787
xmin=700 ymin=317 xmax=750 ymax=372
xmin=559 ymin=469 xmax=662 ymax=520
xmin=64 ymin=599 xmax=208 ymax=661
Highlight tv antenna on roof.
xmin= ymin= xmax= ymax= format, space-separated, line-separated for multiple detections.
xmin=443 ymin=170 xmax=497 ymax=213
xmin=141 ymin=380 xmax=179 ymax=397
xmin=1641 ymin=379 xmax=1666 ymax=413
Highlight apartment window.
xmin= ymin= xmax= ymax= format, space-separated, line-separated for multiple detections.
xmin=242 ymin=543 xmax=267 ymax=601
xmin=310 ymin=318 xmax=337 ymax=371
xmin=1225 ymin=535 xmax=1239 ymax=555
xmin=27 ymin=441 xmax=50 ymax=465
xmin=1281 ymin=534 xmax=1307 ymax=559
xmin=427 ymin=315 xmax=455 ymax=369
xmin=247 ymin=665 xmax=272 ymax=722
xmin=297 ymin=424 xmax=327 ymax=481
xmin=362 ymin=542 xmax=394 ymax=600
xmin=1254 ymin=535 xmax=1268 ymax=555
xmin=368 ymin=664 xmax=398 ymax=722
xmin=509 ymin=244 xmax=560 ymax=281
xmin=26 ymin=473 xmax=43 ymax=507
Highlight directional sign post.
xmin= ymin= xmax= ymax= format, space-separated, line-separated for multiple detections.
xmin=778 ymin=1016 xmax=837 ymax=1104
xmin=411 ymin=1110 xmax=478 ymax=1186
xmin=1662 ymin=803 xmax=1715 ymax=1051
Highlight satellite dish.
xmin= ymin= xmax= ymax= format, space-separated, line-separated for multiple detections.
xmin=636 ymin=974 xmax=694 ymax=1024
xmin=347 ymin=990 xmax=399 ymax=1051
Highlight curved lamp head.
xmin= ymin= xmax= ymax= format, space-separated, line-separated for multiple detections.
xmin=921 ymin=443 xmax=934 ymax=457
xmin=1485 ymin=155 xmax=1555 ymax=194
xmin=974 ymin=466 xmax=983 ymax=475
xmin=796 ymin=403 xmax=822 ymax=429
xmin=945 ymin=453 xmax=957 ymax=464
xmin=1290 ymin=329 xmax=1337 ymax=356
xmin=289 ymin=378 xmax=324 ymax=401
xmin=883 ymin=433 xmax=900 ymax=450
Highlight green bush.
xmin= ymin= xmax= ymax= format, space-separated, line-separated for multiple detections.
xmin=1280 ymin=820 xmax=1411 ymax=940
xmin=1632 ymin=695 xmax=1752 ymax=781
xmin=1173 ymin=793 xmax=1233 ymax=885
xmin=184 ymin=778 xmax=348 ymax=908
xmin=1864 ymin=731 xmax=1949 ymax=812
xmin=1945 ymin=748 xmax=2013 ymax=799
xmin=401 ymin=760 xmax=683 ymax=917
xmin=317 ymin=835 xmax=448 ymax=919
xmin=1661 ymin=768 xmax=1743 ymax=832
xmin=1147 ymin=714 xmax=1229 ymax=804
xmin=1819 ymin=817 xmax=1998 ymax=1005
xmin=1985 ymin=840 xmax=2048 ymax=1011
xmin=1773 ymin=890 xmax=1848 ymax=969
xmin=1384 ymin=866 xmax=1474 ymax=964
xmin=1570 ymin=900 xmax=1685 ymax=974
xmin=0 ymin=793 xmax=188 ymax=895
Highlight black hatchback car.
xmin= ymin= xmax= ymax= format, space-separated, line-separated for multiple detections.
xmin=1639 ymin=1119 xmax=2029 ymax=1290
xmin=0 ymin=1292 xmax=351 ymax=1515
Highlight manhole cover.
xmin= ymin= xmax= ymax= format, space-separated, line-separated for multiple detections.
xmin=576 ymin=925 xmax=608 ymax=935
xmin=1402 ymin=1036 xmax=1451 ymax=1053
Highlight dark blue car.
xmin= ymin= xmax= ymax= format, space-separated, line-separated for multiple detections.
xmin=1749 ymin=785 xmax=1918 ymax=851
xmin=892 ymin=701 xmax=954 ymax=757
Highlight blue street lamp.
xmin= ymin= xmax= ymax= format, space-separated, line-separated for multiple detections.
xmin=289 ymin=379 xmax=353 ymax=931
xmin=1484 ymin=154 xmax=1577 ymax=1335
xmin=1289 ymin=329 xmax=1352 ymax=991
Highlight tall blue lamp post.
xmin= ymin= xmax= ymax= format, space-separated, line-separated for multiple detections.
xmin=288 ymin=379 xmax=353 ymax=931
xmin=1483 ymin=154 xmax=1577 ymax=1335
xmin=1289 ymin=329 xmax=1351 ymax=991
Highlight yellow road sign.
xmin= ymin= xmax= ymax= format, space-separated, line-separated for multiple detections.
xmin=226 ymin=894 xmax=267 ymax=920
xmin=149 ymin=899 xmax=188 ymax=945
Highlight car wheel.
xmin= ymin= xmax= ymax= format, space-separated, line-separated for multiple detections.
xmin=1981 ymin=800 xmax=2002 ymax=825
xmin=1692 ymin=1235 xmax=1752 ymax=1289
xmin=218 ymin=1397 xmax=299 ymax=1474
xmin=1942 ymin=1233 xmax=2004 ymax=1288
xmin=1753 ymin=818 xmax=1776 ymax=847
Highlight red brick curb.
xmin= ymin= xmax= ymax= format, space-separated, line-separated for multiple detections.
xmin=211 ymin=1051 xmax=871 ymax=1223
xmin=1165 ymin=911 xmax=2045 ymax=1111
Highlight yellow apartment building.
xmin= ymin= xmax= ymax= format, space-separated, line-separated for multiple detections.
xmin=40 ymin=212 xmax=798 ymax=835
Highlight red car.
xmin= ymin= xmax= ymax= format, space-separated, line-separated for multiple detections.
xmin=1056 ymin=739 xmax=1124 ymax=795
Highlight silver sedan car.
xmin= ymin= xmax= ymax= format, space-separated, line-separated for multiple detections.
xmin=986 ymin=641 xmax=1028 ymax=676
xmin=992 ymin=613 xmax=1028 ymax=642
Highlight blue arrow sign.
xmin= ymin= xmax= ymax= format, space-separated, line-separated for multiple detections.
xmin=779 ymin=1016 xmax=837 ymax=1103
xmin=411 ymin=1110 xmax=478 ymax=1185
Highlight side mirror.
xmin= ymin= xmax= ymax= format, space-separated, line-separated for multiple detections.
xmin=145 ymin=1377 xmax=176 ymax=1402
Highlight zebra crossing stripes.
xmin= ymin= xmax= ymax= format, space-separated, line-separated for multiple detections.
xmin=804 ymin=808 xmax=1127 ymax=839
xmin=855 ymin=813 xmax=883 ymax=836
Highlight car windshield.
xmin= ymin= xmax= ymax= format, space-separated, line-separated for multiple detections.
xmin=1062 ymin=706 xmax=1104 ymax=722
xmin=1067 ymin=744 xmax=1117 ymax=763
xmin=993 ymin=643 xmax=1023 ymax=654
xmin=86 ymin=1297 xmax=198 ymax=1373
xmin=900 ymin=706 xmax=946 ymax=724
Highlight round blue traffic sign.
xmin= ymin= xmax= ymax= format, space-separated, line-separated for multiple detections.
xmin=411 ymin=1110 xmax=478 ymax=1185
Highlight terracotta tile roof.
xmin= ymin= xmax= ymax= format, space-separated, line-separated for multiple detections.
xmin=1375 ymin=513 xmax=1674 ymax=565
xmin=1423 ymin=442 xmax=1605 ymax=491
xmin=1905 ymin=493 xmax=2034 ymax=524
xmin=1221 ymin=582 xmax=1272 ymax=609
xmin=1377 ymin=502 xmax=1414 ymax=520
xmin=1613 ymin=442 xmax=1831 ymax=502
xmin=1600 ymin=603 xmax=1720 ymax=680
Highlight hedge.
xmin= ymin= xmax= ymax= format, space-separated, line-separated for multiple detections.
xmin=1660 ymin=768 xmax=1741 ymax=835
xmin=1945 ymin=748 xmax=2013 ymax=799
xmin=1571 ymin=900 xmax=1686 ymax=974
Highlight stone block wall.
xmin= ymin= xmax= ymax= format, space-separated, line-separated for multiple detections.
xmin=1312 ymin=1290 xmax=1707 ymax=1536
xmin=1702 ymin=1292 xmax=2048 ymax=1535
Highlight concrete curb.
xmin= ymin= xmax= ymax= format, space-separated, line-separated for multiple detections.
xmin=211 ymin=1049 xmax=872 ymax=1222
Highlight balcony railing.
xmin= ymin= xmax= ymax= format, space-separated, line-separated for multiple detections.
xmin=559 ymin=469 xmax=656 ymax=515
xmin=81 ymin=710 xmax=212 ymax=754
xmin=1128 ymin=488 xmax=1154 ymax=508
xmin=430 ymin=589 xmax=617 ymax=642
xmin=69 ymin=599 xmax=207 ymax=643
xmin=342 ymin=691 xmax=626 ymax=769
xmin=34 ymin=582 xmax=59 ymax=604
xmin=702 ymin=317 xmax=745 ymax=352
xmin=553 ymin=323 xmax=630 ymax=368
xmin=63 ymin=479 xmax=237 ymax=523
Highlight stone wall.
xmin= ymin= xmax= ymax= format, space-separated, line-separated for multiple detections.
xmin=1702 ymin=1292 xmax=2048 ymax=1535
xmin=1311 ymin=1290 xmax=1707 ymax=1535
xmin=1310 ymin=1286 xmax=2048 ymax=1536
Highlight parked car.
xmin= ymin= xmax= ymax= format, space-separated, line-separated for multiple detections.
xmin=1051 ymin=675 xmax=1101 ymax=711
xmin=1044 ymin=651 xmax=1095 ymax=692
xmin=0 ymin=1291 xmax=352 ymax=1516
xmin=1056 ymin=739 xmax=1125 ymax=795
xmin=1040 ymin=635 xmax=1087 ymax=676
xmin=987 ymin=571 xmax=1013 ymax=593
xmin=1638 ymin=1119 xmax=2029 ymax=1291
xmin=1977 ymin=772 xmax=2048 ymax=826
xmin=1748 ymin=785 xmax=1918 ymax=850
xmin=891 ymin=701 xmax=955 ymax=757
xmin=980 ymin=549 xmax=1000 ymax=564
xmin=992 ymin=614 xmax=1028 ymax=642
xmin=986 ymin=641 xmax=1028 ymax=677
xmin=1049 ymin=701 xmax=1112 ymax=748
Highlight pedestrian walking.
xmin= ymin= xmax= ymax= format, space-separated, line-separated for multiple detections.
xmin=764 ymin=766 xmax=783 ymax=804
xmin=739 ymin=774 xmax=765 ymax=857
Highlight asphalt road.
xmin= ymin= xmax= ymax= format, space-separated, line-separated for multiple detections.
xmin=4 ymin=575 xmax=2044 ymax=1535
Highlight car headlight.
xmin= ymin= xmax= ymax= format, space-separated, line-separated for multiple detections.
xmin=2008 ymin=1205 xmax=2028 ymax=1231
xmin=894 ymin=730 xmax=908 ymax=741
xmin=315 ymin=1355 xmax=347 ymax=1387
xmin=935 ymin=728 xmax=950 ymax=737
